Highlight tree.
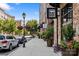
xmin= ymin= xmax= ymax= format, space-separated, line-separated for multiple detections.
xmin=15 ymin=29 xmax=22 ymax=35
xmin=0 ymin=19 xmax=3 ymax=33
xmin=26 ymin=20 xmax=38 ymax=34
xmin=2 ymin=18 xmax=16 ymax=34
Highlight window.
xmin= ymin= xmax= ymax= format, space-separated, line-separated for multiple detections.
xmin=62 ymin=7 xmax=73 ymax=23
xmin=6 ymin=36 xmax=13 ymax=39
xmin=0 ymin=35 xmax=5 ymax=40
xmin=66 ymin=7 xmax=72 ymax=19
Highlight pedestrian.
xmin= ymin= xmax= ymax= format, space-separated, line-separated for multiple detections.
xmin=22 ymin=36 xmax=27 ymax=48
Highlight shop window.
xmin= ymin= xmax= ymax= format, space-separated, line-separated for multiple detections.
xmin=62 ymin=7 xmax=73 ymax=23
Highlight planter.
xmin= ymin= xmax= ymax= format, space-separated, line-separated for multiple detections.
xmin=47 ymin=39 xmax=53 ymax=47
xmin=62 ymin=48 xmax=78 ymax=56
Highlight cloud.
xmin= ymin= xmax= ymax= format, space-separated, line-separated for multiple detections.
xmin=0 ymin=3 xmax=11 ymax=10
xmin=15 ymin=3 xmax=20 ymax=5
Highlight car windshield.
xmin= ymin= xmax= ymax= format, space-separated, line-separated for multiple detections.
xmin=0 ymin=35 xmax=5 ymax=40
xmin=6 ymin=36 xmax=13 ymax=39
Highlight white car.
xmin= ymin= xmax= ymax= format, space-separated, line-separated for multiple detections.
xmin=0 ymin=35 xmax=19 ymax=51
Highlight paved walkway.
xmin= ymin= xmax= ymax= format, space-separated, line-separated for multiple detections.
xmin=9 ymin=38 xmax=61 ymax=56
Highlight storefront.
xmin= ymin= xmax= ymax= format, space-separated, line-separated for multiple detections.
xmin=61 ymin=4 xmax=73 ymax=41
xmin=49 ymin=3 xmax=73 ymax=45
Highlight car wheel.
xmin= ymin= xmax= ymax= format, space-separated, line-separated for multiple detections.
xmin=9 ymin=44 xmax=13 ymax=51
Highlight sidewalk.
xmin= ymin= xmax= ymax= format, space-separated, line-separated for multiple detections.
xmin=9 ymin=38 xmax=61 ymax=56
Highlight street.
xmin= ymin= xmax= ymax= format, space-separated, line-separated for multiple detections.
xmin=8 ymin=37 xmax=61 ymax=56
xmin=0 ymin=37 xmax=32 ymax=56
xmin=0 ymin=36 xmax=62 ymax=56
xmin=0 ymin=46 xmax=19 ymax=56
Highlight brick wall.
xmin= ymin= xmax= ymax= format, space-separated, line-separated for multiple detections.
xmin=73 ymin=4 xmax=79 ymax=30
xmin=73 ymin=3 xmax=79 ymax=41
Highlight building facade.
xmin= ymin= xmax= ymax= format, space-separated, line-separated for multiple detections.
xmin=40 ymin=3 xmax=54 ymax=33
xmin=0 ymin=8 xmax=15 ymax=20
xmin=0 ymin=7 xmax=15 ymax=34
xmin=40 ymin=3 xmax=79 ymax=46
xmin=73 ymin=4 xmax=79 ymax=41
xmin=40 ymin=3 xmax=63 ymax=45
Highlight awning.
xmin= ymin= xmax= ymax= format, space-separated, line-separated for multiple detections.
xmin=49 ymin=3 xmax=60 ymax=8
xmin=60 ymin=3 xmax=67 ymax=9
xmin=49 ymin=3 xmax=67 ymax=9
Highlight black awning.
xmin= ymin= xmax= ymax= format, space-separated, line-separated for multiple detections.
xmin=49 ymin=3 xmax=60 ymax=8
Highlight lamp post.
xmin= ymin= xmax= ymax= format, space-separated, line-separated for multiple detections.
xmin=22 ymin=13 xmax=26 ymax=36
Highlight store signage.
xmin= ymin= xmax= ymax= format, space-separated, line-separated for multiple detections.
xmin=47 ymin=8 xmax=57 ymax=19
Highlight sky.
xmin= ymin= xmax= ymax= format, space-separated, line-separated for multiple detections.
xmin=0 ymin=3 xmax=40 ymax=22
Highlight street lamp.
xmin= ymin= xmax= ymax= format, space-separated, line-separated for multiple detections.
xmin=22 ymin=12 xmax=26 ymax=36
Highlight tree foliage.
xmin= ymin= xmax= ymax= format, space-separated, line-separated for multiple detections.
xmin=0 ymin=19 xmax=3 ymax=33
xmin=15 ymin=29 xmax=22 ymax=35
xmin=26 ymin=20 xmax=38 ymax=33
xmin=0 ymin=18 xmax=16 ymax=34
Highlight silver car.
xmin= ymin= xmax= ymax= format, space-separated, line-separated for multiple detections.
xmin=0 ymin=35 xmax=19 ymax=51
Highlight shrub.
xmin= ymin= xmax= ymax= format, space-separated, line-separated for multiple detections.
xmin=61 ymin=24 xmax=77 ymax=49
xmin=45 ymin=26 xmax=54 ymax=39
xmin=62 ymin=24 xmax=75 ymax=41
xmin=61 ymin=40 xmax=79 ymax=49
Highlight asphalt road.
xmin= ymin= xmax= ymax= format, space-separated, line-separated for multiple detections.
xmin=0 ymin=37 xmax=32 ymax=56
xmin=0 ymin=44 xmax=22 ymax=56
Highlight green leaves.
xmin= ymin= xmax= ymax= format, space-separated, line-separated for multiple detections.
xmin=62 ymin=24 xmax=75 ymax=41
xmin=61 ymin=24 xmax=79 ymax=49
xmin=61 ymin=40 xmax=67 ymax=48
xmin=26 ymin=20 xmax=38 ymax=34
xmin=15 ymin=29 xmax=22 ymax=35
xmin=73 ymin=41 xmax=79 ymax=48
xmin=61 ymin=40 xmax=79 ymax=49
xmin=0 ymin=18 xmax=16 ymax=34
xmin=0 ymin=19 xmax=3 ymax=33
xmin=43 ymin=26 xmax=54 ymax=39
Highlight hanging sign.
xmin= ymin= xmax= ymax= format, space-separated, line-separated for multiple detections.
xmin=47 ymin=8 xmax=57 ymax=19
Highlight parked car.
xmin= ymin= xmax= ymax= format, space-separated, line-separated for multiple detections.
xmin=0 ymin=35 xmax=19 ymax=51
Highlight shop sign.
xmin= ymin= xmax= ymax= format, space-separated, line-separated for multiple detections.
xmin=47 ymin=8 xmax=57 ymax=19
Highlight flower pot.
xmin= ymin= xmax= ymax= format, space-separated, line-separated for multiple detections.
xmin=62 ymin=48 xmax=78 ymax=56
xmin=47 ymin=39 xmax=53 ymax=47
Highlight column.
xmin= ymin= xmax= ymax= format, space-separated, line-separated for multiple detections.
xmin=58 ymin=10 xmax=61 ymax=45
xmin=53 ymin=18 xmax=58 ymax=45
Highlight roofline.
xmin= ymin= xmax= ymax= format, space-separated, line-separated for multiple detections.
xmin=0 ymin=7 xmax=15 ymax=19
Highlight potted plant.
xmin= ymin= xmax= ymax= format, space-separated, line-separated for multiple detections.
xmin=61 ymin=40 xmax=79 ymax=56
xmin=61 ymin=24 xmax=79 ymax=56
xmin=45 ymin=26 xmax=54 ymax=47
